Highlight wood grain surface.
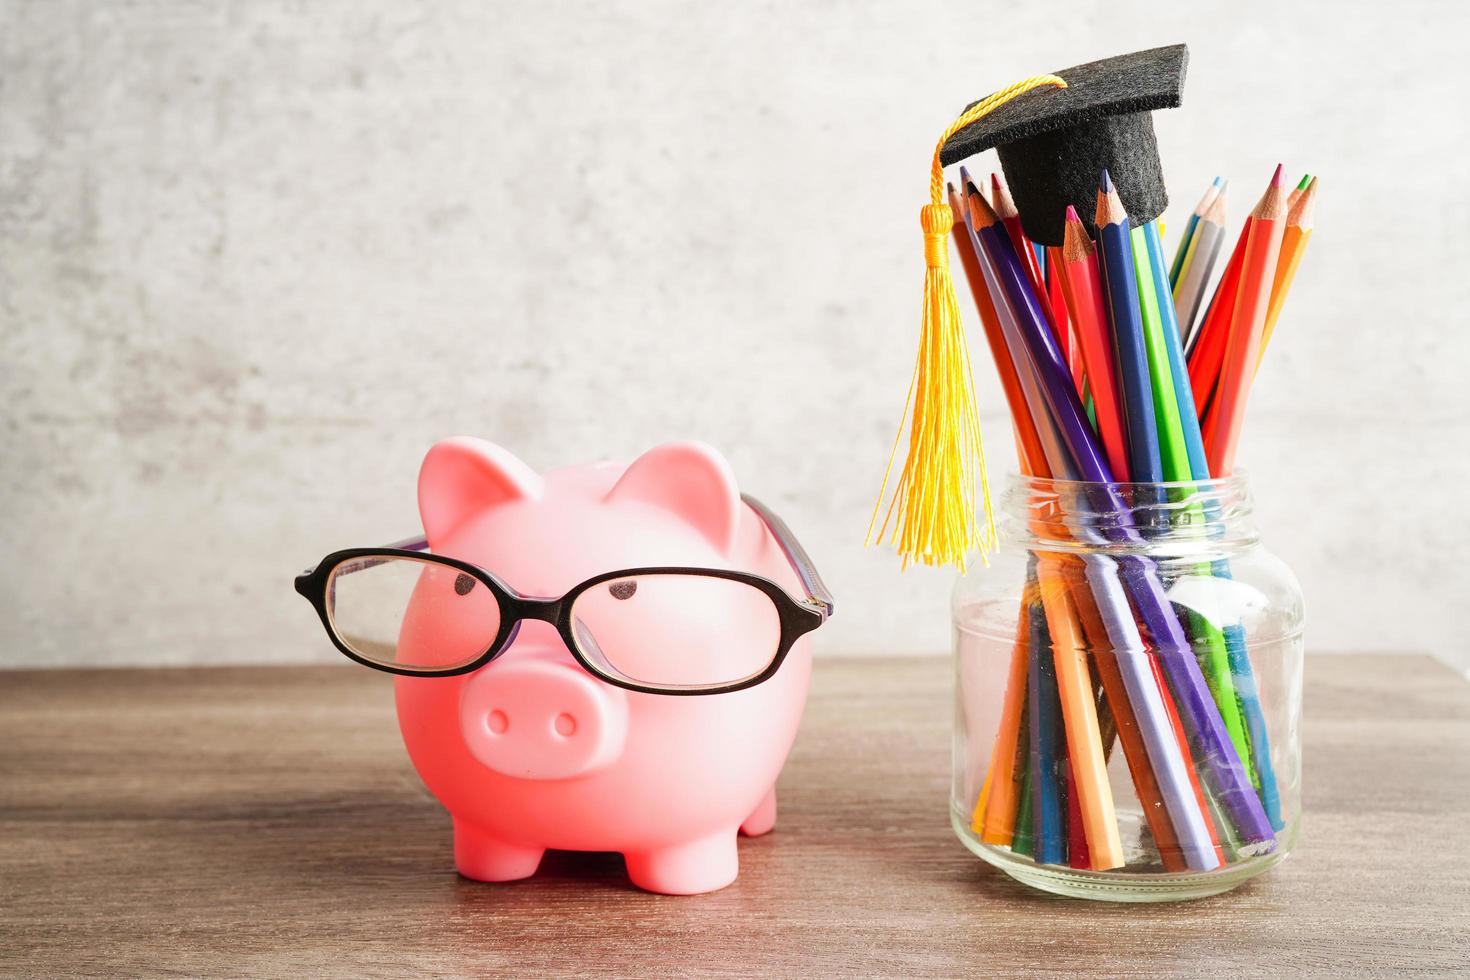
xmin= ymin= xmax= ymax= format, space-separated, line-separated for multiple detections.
xmin=2 ymin=655 xmax=1468 ymax=977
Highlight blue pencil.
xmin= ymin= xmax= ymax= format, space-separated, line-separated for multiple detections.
xmin=1028 ymin=601 xmax=1067 ymax=865
xmin=1142 ymin=222 xmax=1284 ymax=831
xmin=1095 ymin=170 xmax=1162 ymax=486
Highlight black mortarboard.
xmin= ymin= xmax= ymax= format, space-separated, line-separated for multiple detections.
xmin=939 ymin=45 xmax=1189 ymax=246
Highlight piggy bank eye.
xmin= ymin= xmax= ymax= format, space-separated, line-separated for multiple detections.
xmin=608 ymin=580 xmax=637 ymax=601
xmin=454 ymin=573 xmax=476 ymax=596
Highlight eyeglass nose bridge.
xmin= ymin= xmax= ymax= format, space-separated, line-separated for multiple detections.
xmin=502 ymin=594 xmax=563 ymax=627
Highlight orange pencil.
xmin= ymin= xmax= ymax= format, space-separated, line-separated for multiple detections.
xmin=975 ymin=598 xmax=1033 ymax=844
xmin=1062 ymin=557 xmax=1186 ymax=870
xmin=1035 ymin=555 xmax=1124 ymax=870
xmin=951 ymin=181 xmax=1043 ymax=847
xmin=1056 ymin=207 xmax=1130 ymax=480
xmin=1205 ymin=165 xmax=1288 ymax=474
xmin=1259 ymin=176 xmax=1317 ymax=365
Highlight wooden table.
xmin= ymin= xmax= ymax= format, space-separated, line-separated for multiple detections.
xmin=3 ymin=656 xmax=1468 ymax=976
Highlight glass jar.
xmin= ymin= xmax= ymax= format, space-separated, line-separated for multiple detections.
xmin=952 ymin=473 xmax=1304 ymax=901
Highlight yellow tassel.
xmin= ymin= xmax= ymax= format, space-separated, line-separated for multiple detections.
xmin=868 ymin=74 xmax=1068 ymax=571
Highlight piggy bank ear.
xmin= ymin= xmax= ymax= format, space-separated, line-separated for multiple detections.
xmin=418 ymin=438 xmax=542 ymax=545
xmin=606 ymin=442 xmax=741 ymax=552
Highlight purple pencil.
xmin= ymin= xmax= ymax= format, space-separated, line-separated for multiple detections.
xmin=967 ymin=195 xmax=1275 ymax=852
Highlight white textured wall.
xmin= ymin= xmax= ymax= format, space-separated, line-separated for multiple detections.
xmin=3 ymin=1 xmax=1466 ymax=672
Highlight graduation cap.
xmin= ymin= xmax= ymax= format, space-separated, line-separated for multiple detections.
xmin=940 ymin=44 xmax=1189 ymax=246
xmin=870 ymin=46 xmax=1188 ymax=571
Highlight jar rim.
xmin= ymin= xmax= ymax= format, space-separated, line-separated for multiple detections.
xmin=998 ymin=468 xmax=1256 ymax=547
xmin=1005 ymin=469 xmax=1251 ymax=494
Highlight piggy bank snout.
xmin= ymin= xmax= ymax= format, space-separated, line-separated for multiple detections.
xmin=459 ymin=659 xmax=628 ymax=781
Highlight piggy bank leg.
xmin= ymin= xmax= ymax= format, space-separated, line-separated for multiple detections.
xmin=454 ymin=820 xmax=544 ymax=882
xmin=739 ymin=786 xmax=777 ymax=837
xmin=623 ymin=831 xmax=739 ymax=895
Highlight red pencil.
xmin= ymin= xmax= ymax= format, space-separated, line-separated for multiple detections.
xmin=1186 ymin=219 xmax=1250 ymax=419
xmin=1204 ymin=166 xmax=1289 ymax=474
xmin=1055 ymin=207 xmax=1130 ymax=480
xmin=991 ymin=173 xmax=1056 ymax=332
xmin=1148 ymin=652 xmax=1227 ymax=865
xmin=1067 ymin=756 xmax=1091 ymax=869
xmin=1046 ymin=245 xmax=1084 ymax=392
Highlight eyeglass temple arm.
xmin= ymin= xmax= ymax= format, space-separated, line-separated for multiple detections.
xmin=298 ymin=535 xmax=430 ymax=579
xmin=741 ymin=494 xmax=834 ymax=619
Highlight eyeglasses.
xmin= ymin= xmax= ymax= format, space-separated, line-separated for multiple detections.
xmin=294 ymin=495 xmax=832 ymax=695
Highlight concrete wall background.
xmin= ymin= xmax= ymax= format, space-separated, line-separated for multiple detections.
xmin=4 ymin=0 xmax=1467 ymax=672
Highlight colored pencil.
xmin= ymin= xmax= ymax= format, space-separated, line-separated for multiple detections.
xmin=1064 ymin=744 xmax=1089 ymax=869
xmin=956 ymin=184 xmax=1067 ymax=853
xmin=962 ymin=186 xmax=1096 ymax=858
xmin=1028 ymin=600 xmax=1067 ymax=865
xmin=1141 ymin=221 xmax=1257 ymax=773
xmin=1061 ymin=557 xmax=1188 ymax=870
xmin=1036 ymin=554 xmax=1124 ymax=870
xmin=975 ymin=579 xmax=1036 ymax=843
xmin=1205 ymin=166 xmax=1289 ymax=475
xmin=1149 ymin=651 xmax=1227 ymax=865
xmin=1012 ymin=746 xmax=1036 ymax=857
xmin=1046 ymin=246 xmax=1084 ymax=391
xmin=1148 ymin=224 xmax=1284 ymax=828
xmin=1174 ymin=191 xmax=1227 ymax=345
xmin=964 ymin=183 xmax=1070 ymax=478
xmin=992 ymin=172 xmax=1049 ymax=305
xmin=1287 ymin=172 xmax=1312 ymax=210
xmin=1186 ymin=218 xmax=1249 ymax=414
xmin=950 ymin=183 xmax=1051 ymax=477
xmin=1130 ymin=221 xmax=1191 ymax=482
xmin=1173 ymin=175 xmax=1291 ymax=834
xmin=968 ymin=193 xmax=1132 ymax=866
xmin=1169 ymin=176 xmax=1223 ymax=287
xmin=1056 ymin=207 xmax=1129 ymax=480
xmin=969 ymin=193 xmax=1269 ymax=856
xmin=1259 ymin=176 xmax=1317 ymax=364
xmin=968 ymin=194 xmax=1216 ymax=864
xmin=1080 ymin=553 xmax=1219 ymax=869
xmin=1095 ymin=170 xmax=1162 ymax=485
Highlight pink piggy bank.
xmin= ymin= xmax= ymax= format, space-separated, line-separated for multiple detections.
xmin=383 ymin=438 xmax=831 ymax=895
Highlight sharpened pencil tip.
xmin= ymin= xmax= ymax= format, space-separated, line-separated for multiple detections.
xmin=1271 ymin=163 xmax=1285 ymax=187
xmin=959 ymin=165 xmax=974 ymax=187
xmin=1064 ymin=204 xmax=1081 ymax=222
xmin=1099 ymin=168 xmax=1114 ymax=193
xmin=1212 ymin=175 xmax=1223 ymax=187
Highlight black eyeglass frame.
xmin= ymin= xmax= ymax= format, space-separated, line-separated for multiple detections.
xmin=293 ymin=494 xmax=833 ymax=696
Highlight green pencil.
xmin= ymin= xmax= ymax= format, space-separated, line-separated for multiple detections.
xmin=1131 ymin=225 xmax=1191 ymax=477
xmin=1012 ymin=760 xmax=1035 ymax=858
xmin=1130 ymin=223 xmax=1253 ymax=776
